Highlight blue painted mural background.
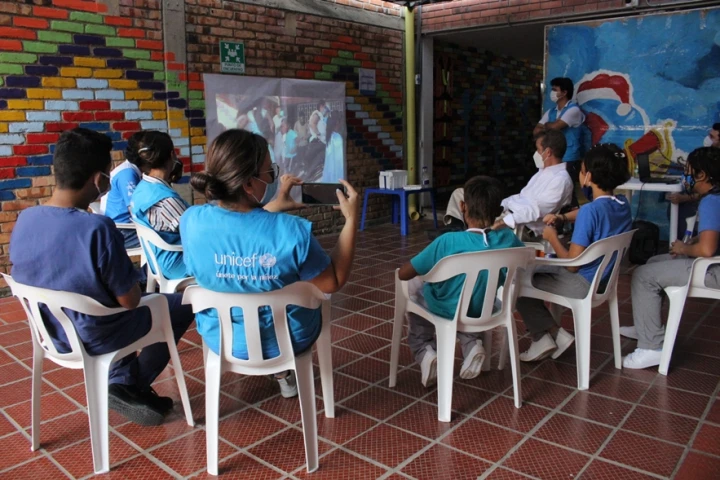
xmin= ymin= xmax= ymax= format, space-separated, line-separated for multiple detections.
xmin=546 ymin=8 xmax=720 ymax=239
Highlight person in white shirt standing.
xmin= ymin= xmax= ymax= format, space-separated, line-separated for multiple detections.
xmin=444 ymin=130 xmax=574 ymax=237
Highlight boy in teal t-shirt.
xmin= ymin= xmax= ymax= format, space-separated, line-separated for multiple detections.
xmin=398 ymin=176 xmax=524 ymax=387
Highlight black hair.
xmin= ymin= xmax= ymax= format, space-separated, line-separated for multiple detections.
xmin=712 ymin=123 xmax=720 ymax=132
xmin=53 ymin=128 xmax=112 ymax=190
xmin=126 ymin=130 xmax=175 ymax=171
xmin=582 ymin=143 xmax=631 ymax=192
xmin=687 ymin=147 xmax=720 ymax=187
xmin=537 ymin=129 xmax=567 ymax=159
xmin=550 ymin=77 xmax=574 ymax=99
xmin=463 ymin=175 xmax=504 ymax=225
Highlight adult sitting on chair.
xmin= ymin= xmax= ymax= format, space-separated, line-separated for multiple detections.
xmin=180 ymin=129 xmax=359 ymax=398
xmin=623 ymin=147 xmax=720 ymax=369
xmin=129 ymin=131 xmax=189 ymax=281
xmin=9 ymin=128 xmax=194 ymax=426
xmin=444 ymin=130 xmax=574 ymax=237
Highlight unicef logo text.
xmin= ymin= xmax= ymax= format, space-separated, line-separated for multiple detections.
xmin=259 ymin=254 xmax=277 ymax=268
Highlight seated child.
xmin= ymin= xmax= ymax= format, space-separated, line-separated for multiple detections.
xmin=516 ymin=143 xmax=632 ymax=362
xmin=398 ymin=176 xmax=525 ymax=387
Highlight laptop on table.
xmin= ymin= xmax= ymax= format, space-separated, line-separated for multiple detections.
xmin=637 ymin=153 xmax=679 ymax=184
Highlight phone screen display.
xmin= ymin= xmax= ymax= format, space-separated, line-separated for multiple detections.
xmin=301 ymin=183 xmax=344 ymax=205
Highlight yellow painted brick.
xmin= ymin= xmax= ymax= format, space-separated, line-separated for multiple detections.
xmin=0 ymin=111 xmax=26 ymax=122
xmin=190 ymin=127 xmax=204 ymax=136
xmin=109 ymin=79 xmax=138 ymax=89
xmin=60 ymin=67 xmax=92 ymax=78
xmin=26 ymin=89 xmax=62 ymax=99
xmin=0 ymin=123 xmax=7 ymax=133
xmin=370 ymin=111 xmax=383 ymax=119
xmin=152 ymin=111 xmax=167 ymax=120
xmin=180 ymin=128 xmax=189 ymax=137
xmin=125 ymin=91 xmax=152 ymax=100
xmin=93 ymin=69 xmax=123 ymax=79
xmin=7 ymin=100 xmax=44 ymax=110
xmin=74 ymin=57 xmax=106 ymax=68
xmin=191 ymin=136 xmax=206 ymax=145
xmin=140 ymin=101 xmax=165 ymax=110
xmin=168 ymin=119 xmax=188 ymax=129
xmin=42 ymin=77 xmax=76 ymax=88
xmin=168 ymin=110 xmax=184 ymax=120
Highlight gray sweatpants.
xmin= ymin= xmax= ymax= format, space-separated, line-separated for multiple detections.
xmin=516 ymin=266 xmax=591 ymax=341
xmin=632 ymin=254 xmax=720 ymax=350
xmin=406 ymin=277 xmax=482 ymax=363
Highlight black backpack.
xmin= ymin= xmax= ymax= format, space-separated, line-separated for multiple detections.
xmin=629 ymin=220 xmax=659 ymax=265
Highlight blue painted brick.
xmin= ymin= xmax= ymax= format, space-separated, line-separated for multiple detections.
xmin=106 ymin=59 xmax=135 ymax=69
xmin=93 ymin=47 xmax=122 ymax=57
xmin=107 ymin=132 xmax=121 ymax=141
xmin=0 ymin=191 xmax=15 ymax=201
xmin=0 ymin=88 xmax=27 ymax=99
xmin=79 ymin=122 xmax=110 ymax=131
xmin=0 ymin=100 xmax=7 ymax=110
xmin=184 ymin=109 xmax=203 ymax=118
xmin=153 ymin=91 xmax=180 ymax=100
xmin=76 ymin=79 xmax=108 ymax=89
xmin=59 ymin=45 xmax=90 ymax=56
xmin=137 ymin=81 xmax=165 ymax=91
xmin=0 ymin=178 xmax=32 ymax=190
xmin=27 ymin=154 xmax=54 ymax=165
xmin=125 ymin=70 xmax=154 ymax=81
xmin=113 ymin=141 xmax=128 ymax=151
xmin=73 ymin=34 xmax=105 ymax=46
xmin=25 ymin=65 xmax=59 ymax=76
xmin=6 ymin=76 xmax=41 ymax=88
xmin=38 ymin=55 xmax=73 ymax=66
xmin=168 ymin=99 xmax=187 ymax=109
xmin=175 ymin=176 xmax=189 ymax=184
xmin=189 ymin=118 xmax=205 ymax=128
xmin=49 ymin=144 xmax=56 ymax=154
xmin=16 ymin=167 xmax=51 ymax=177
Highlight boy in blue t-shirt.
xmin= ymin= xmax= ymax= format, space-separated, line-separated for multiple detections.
xmin=516 ymin=144 xmax=632 ymax=362
xmin=398 ymin=176 xmax=524 ymax=387
xmin=623 ymin=147 xmax=720 ymax=370
xmin=9 ymin=128 xmax=194 ymax=427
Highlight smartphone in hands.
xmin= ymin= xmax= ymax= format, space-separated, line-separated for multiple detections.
xmin=301 ymin=183 xmax=346 ymax=205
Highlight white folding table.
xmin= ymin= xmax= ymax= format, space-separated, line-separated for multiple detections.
xmin=617 ymin=177 xmax=684 ymax=243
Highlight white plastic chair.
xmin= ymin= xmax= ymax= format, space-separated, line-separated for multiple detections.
xmin=659 ymin=255 xmax=720 ymax=375
xmin=389 ymin=247 xmax=536 ymax=422
xmin=2 ymin=274 xmax=194 ymax=475
xmin=507 ymin=230 xmax=636 ymax=390
xmin=181 ymin=282 xmax=334 ymax=475
xmin=133 ymin=221 xmax=195 ymax=294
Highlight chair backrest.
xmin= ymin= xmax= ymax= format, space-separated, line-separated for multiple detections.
xmin=2 ymin=274 xmax=125 ymax=365
xmin=181 ymin=282 xmax=327 ymax=373
xmin=89 ymin=201 xmax=103 ymax=215
xmin=418 ymin=247 xmax=536 ymax=326
xmin=688 ymin=256 xmax=720 ymax=297
xmin=133 ymin=221 xmax=182 ymax=280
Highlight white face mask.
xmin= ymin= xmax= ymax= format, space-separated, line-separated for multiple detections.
xmin=550 ymin=91 xmax=559 ymax=103
xmin=533 ymin=150 xmax=545 ymax=169
xmin=703 ymin=135 xmax=713 ymax=147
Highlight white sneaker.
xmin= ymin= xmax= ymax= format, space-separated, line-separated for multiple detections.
xmin=551 ymin=328 xmax=575 ymax=359
xmin=619 ymin=326 xmax=638 ymax=339
xmin=420 ymin=345 xmax=437 ymax=388
xmin=277 ymin=371 xmax=298 ymax=398
xmin=520 ymin=334 xmax=557 ymax=362
xmin=460 ymin=340 xmax=486 ymax=380
xmin=623 ymin=348 xmax=662 ymax=370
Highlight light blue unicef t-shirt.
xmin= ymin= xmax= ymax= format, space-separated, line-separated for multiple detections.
xmin=105 ymin=161 xmax=141 ymax=224
xmin=180 ymin=205 xmax=331 ymax=359
xmin=698 ymin=192 xmax=720 ymax=255
xmin=410 ymin=229 xmax=524 ymax=319
xmin=571 ymin=194 xmax=632 ymax=284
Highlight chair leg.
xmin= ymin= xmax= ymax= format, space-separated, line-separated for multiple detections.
xmin=506 ymin=321 xmax=522 ymax=408
xmin=360 ymin=191 xmax=370 ymax=231
xmin=317 ymin=303 xmax=335 ymax=418
xmin=388 ymin=292 xmax=406 ymax=388
xmin=482 ymin=330 xmax=492 ymax=371
xmin=30 ymin=342 xmax=44 ymax=451
xmin=83 ymin=360 xmax=111 ymax=474
xmin=659 ymin=291 xmax=688 ymax=376
xmin=165 ymin=331 xmax=194 ymax=427
xmin=435 ymin=324 xmax=456 ymax=423
xmin=574 ymin=307 xmax=591 ymax=390
xmin=498 ymin=328 xmax=508 ymax=371
xmin=205 ymin=353 xmax=222 ymax=476
xmin=295 ymin=352 xmax=319 ymax=473
xmin=608 ymin=293 xmax=622 ymax=370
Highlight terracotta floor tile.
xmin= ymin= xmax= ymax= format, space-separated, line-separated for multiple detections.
xmin=401 ymin=444 xmax=492 ymax=480
xmin=340 ymin=386 xmax=415 ymax=421
xmin=26 ymin=411 xmax=90 ymax=452
xmin=621 ymin=405 xmax=699 ymax=444
xmin=692 ymin=423 xmax=720 ymax=456
xmin=1 ymin=456 xmax=67 ymax=479
xmin=42 ymin=367 xmax=86 ymax=390
xmin=0 ymin=412 xmax=18 ymax=437
xmin=335 ymin=333 xmax=389 ymax=356
xmin=330 ymin=325 xmax=357 ymax=343
xmin=0 ymin=362 xmax=30 ymax=386
xmin=588 ymin=373 xmax=650 ymax=403
xmin=503 ymin=438 xmax=590 ymax=480
xmin=599 ymin=430 xmax=684 ymax=476
xmin=52 ymin=432 xmax=138 ymax=478
xmin=357 ymin=289 xmax=395 ymax=304
xmin=534 ymin=413 xmax=613 ymax=454
xmin=219 ymin=408 xmax=288 ymax=447
xmin=654 ymin=369 xmax=719 ymax=396
xmin=371 ymin=342 xmax=416 ymax=368
xmin=345 ymin=424 xmax=430 ymax=468
xmin=385 ymin=368 xmax=436 ymax=400
xmin=295 ymin=448 xmax=388 ymax=479
xmin=4 ymin=391 xmax=79 ymax=429
xmin=105 ymin=454 xmax=176 ymax=479
xmin=705 ymin=398 xmax=720 ymax=424
xmin=529 ymin=360 xmax=580 ymax=387
xmin=333 ymin=312 xmax=385 ymax=332
xmin=442 ymin=418 xmax=523 ymax=462
xmin=315 ymin=407 xmax=376 ymax=445
xmin=422 ymin=383 xmax=496 ymax=417
xmin=150 ymin=429 xmax=237 ymax=477
xmin=258 ymin=393 xmax=323 ymax=424
xmin=675 ymin=451 xmax=720 ymax=480
xmin=315 ymin=372 xmax=370 ymax=403
xmin=116 ymin=414 xmax=197 ymax=450
xmin=187 ymin=392 xmax=247 ymax=425
xmin=516 ymin=378 xmax=574 ymax=409
xmin=581 ymin=459 xmax=657 ymax=479
xmin=337 ymin=356 xmax=390 ymax=384
xmin=0 ymin=378 xmax=54 ymax=409
xmin=475 ymin=396 xmax=550 ymax=433
xmin=190 ymin=452 xmax=284 ymax=479
xmin=0 ymin=431 xmax=43 ymax=470
xmin=333 ymin=296 xmax=377 ymax=313
xmin=670 ymin=352 xmax=720 ymax=376
xmin=640 ymin=384 xmax=711 ymax=418
xmin=561 ymin=391 xmax=633 ymax=427
xmin=248 ymin=427 xmax=332 ymax=474
xmin=361 ymin=303 xmax=395 ymax=320
xmin=387 ymin=401 xmax=464 ymax=439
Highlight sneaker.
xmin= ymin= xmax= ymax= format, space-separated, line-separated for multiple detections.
xmin=108 ymin=384 xmax=165 ymax=426
xmin=619 ymin=326 xmax=638 ymax=339
xmin=420 ymin=345 xmax=437 ymax=388
xmin=277 ymin=371 xmax=298 ymax=398
xmin=459 ymin=340 xmax=486 ymax=380
xmin=520 ymin=334 xmax=557 ymax=362
xmin=623 ymin=348 xmax=662 ymax=370
xmin=140 ymin=387 xmax=174 ymax=413
xmin=551 ymin=328 xmax=575 ymax=359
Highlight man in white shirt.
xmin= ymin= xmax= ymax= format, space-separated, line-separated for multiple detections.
xmin=444 ymin=130 xmax=573 ymax=236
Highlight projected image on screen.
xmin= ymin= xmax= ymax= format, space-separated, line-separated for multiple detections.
xmin=204 ymin=75 xmax=347 ymax=201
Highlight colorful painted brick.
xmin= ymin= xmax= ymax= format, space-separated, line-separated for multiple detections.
xmin=45 ymin=100 xmax=79 ymax=111
xmin=125 ymin=91 xmax=152 ymax=100
xmin=0 ymin=53 xmax=38 ymax=64
xmin=62 ymin=112 xmax=92 ymax=122
xmin=105 ymin=37 xmax=134 ymax=48
xmin=25 ymin=112 xmax=61 ymax=122
xmin=60 ymin=67 xmax=92 ymax=77
xmin=93 ymin=69 xmax=123 ymax=79
xmin=38 ymin=56 xmax=73 ymax=67
xmin=26 ymin=154 xmax=54 ymax=165
xmin=26 ymin=133 xmax=59 ymax=144
xmin=50 ymin=20 xmax=84 ymax=34
xmin=135 ymin=60 xmax=163 ymax=71
xmin=6 ymin=100 xmax=44 ymax=110
xmin=74 ymin=57 xmax=105 ymax=68
xmin=76 ymin=79 xmax=108 ymax=89
xmin=139 ymin=101 xmax=165 ymax=111
xmin=95 ymin=90 xmax=125 ymax=100
xmin=26 ymin=89 xmax=63 ymax=99
xmin=79 ymin=101 xmax=110 ymax=110
xmin=42 ymin=77 xmax=76 ymax=88
xmin=16 ymin=167 xmax=51 ymax=177
xmin=110 ymin=101 xmax=138 ymax=110
xmin=62 ymin=89 xmax=94 ymax=100
xmin=69 ymin=11 xmax=103 ymax=24
xmin=122 ymin=49 xmax=150 ymax=60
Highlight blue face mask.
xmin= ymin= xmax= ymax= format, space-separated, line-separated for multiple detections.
xmin=683 ymin=173 xmax=696 ymax=195
xmin=253 ymin=174 xmax=278 ymax=206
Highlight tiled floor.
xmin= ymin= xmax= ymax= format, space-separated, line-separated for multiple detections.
xmin=1 ymin=223 xmax=719 ymax=479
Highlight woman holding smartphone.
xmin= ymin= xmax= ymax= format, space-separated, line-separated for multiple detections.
xmin=180 ymin=129 xmax=359 ymax=397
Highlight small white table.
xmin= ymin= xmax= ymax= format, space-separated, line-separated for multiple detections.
xmin=617 ymin=177 xmax=684 ymax=243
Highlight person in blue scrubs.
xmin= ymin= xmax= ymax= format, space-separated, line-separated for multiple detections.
xmin=321 ymin=113 xmax=344 ymax=183
xmin=181 ymin=129 xmax=360 ymax=398
xmin=129 ymin=131 xmax=189 ymax=281
xmin=10 ymin=128 xmax=194 ymax=426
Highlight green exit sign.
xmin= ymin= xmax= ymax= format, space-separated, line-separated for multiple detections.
xmin=220 ymin=40 xmax=245 ymax=74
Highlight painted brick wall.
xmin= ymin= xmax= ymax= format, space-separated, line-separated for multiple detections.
xmin=433 ymin=41 xmax=542 ymax=205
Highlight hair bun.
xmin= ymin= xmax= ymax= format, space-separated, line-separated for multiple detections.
xmin=190 ymin=171 xmax=227 ymax=200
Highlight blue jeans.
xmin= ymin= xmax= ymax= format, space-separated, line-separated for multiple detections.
xmin=120 ymin=228 xmax=140 ymax=249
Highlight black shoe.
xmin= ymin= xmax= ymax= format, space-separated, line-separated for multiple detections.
xmin=108 ymin=384 xmax=165 ymax=426
xmin=140 ymin=387 xmax=174 ymax=413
